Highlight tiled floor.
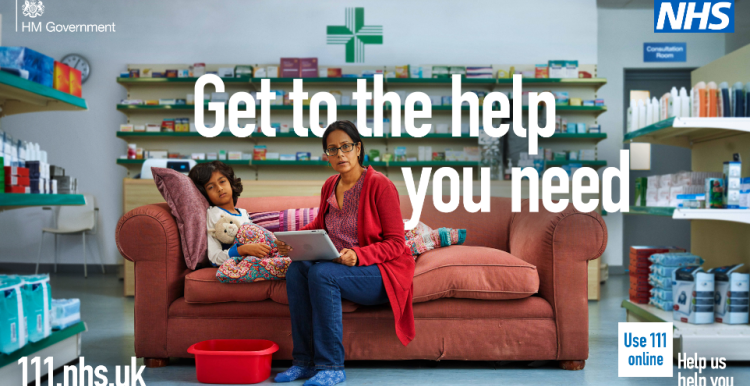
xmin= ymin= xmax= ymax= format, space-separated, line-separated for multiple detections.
xmin=15 ymin=270 xmax=750 ymax=385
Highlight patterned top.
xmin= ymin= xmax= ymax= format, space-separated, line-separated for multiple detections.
xmin=325 ymin=170 xmax=367 ymax=251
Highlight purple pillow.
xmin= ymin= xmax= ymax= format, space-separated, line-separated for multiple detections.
xmin=151 ymin=167 xmax=209 ymax=270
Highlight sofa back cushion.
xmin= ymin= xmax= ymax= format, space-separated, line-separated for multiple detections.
xmin=399 ymin=196 xmax=514 ymax=252
xmin=412 ymin=245 xmax=538 ymax=303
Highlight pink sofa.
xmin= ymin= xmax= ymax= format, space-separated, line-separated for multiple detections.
xmin=116 ymin=196 xmax=606 ymax=370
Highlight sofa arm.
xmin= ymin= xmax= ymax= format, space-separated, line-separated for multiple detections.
xmin=116 ymin=203 xmax=190 ymax=359
xmin=508 ymin=201 xmax=607 ymax=361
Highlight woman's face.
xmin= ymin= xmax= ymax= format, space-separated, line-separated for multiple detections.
xmin=326 ymin=130 xmax=361 ymax=174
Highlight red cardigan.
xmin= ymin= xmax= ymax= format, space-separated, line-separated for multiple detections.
xmin=302 ymin=166 xmax=415 ymax=346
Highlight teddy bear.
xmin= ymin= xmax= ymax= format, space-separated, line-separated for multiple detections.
xmin=209 ymin=214 xmax=280 ymax=258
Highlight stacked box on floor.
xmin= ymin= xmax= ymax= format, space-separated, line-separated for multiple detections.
xmin=629 ymin=246 xmax=685 ymax=304
xmin=4 ymin=166 xmax=30 ymax=193
xmin=648 ymin=252 xmax=704 ymax=311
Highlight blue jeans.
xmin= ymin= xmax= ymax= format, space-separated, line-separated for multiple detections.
xmin=286 ymin=261 xmax=389 ymax=370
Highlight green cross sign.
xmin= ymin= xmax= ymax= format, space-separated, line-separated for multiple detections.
xmin=327 ymin=8 xmax=383 ymax=63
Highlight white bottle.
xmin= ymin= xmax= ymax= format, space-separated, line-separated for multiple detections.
xmin=670 ymin=87 xmax=679 ymax=118
xmin=646 ymin=98 xmax=654 ymax=126
xmin=651 ymin=97 xmax=659 ymax=124
xmin=627 ymin=100 xmax=634 ymax=132
xmin=679 ymin=87 xmax=689 ymax=119
xmin=690 ymin=88 xmax=696 ymax=118
xmin=638 ymin=99 xmax=646 ymax=129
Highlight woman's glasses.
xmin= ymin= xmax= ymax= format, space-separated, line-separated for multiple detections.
xmin=325 ymin=142 xmax=357 ymax=156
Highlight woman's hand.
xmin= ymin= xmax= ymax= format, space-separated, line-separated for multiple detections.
xmin=238 ymin=243 xmax=271 ymax=258
xmin=275 ymin=240 xmax=293 ymax=256
xmin=333 ymin=248 xmax=358 ymax=267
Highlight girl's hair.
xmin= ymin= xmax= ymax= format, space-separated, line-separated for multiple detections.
xmin=187 ymin=161 xmax=243 ymax=205
xmin=321 ymin=120 xmax=365 ymax=167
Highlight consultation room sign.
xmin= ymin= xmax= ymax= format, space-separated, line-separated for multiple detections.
xmin=643 ymin=43 xmax=687 ymax=62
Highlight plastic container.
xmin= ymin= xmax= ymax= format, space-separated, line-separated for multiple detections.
xmin=187 ymin=339 xmax=279 ymax=384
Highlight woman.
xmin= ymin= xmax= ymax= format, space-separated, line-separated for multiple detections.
xmin=275 ymin=121 xmax=415 ymax=386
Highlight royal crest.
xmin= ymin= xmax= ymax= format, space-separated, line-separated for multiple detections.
xmin=22 ymin=0 xmax=45 ymax=18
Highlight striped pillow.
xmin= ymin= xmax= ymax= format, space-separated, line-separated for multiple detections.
xmin=248 ymin=207 xmax=319 ymax=232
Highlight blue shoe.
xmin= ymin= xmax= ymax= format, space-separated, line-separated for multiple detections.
xmin=303 ymin=370 xmax=346 ymax=386
xmin=274 ymin=365 xmax=317 ymax=382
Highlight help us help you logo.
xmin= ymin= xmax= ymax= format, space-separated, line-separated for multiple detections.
xmin=16 ymin=0 xmax=116 ymax=32
xmin=655 ymin=1 xmax=734 ymax=32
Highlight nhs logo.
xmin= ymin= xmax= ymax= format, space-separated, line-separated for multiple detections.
xmin=655 ymin=1 xmax=734 ymax=33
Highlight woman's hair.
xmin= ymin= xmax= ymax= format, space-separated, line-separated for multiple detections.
xmin=187 ymin=161 xmax=243 ymax=205
xmin=321 ymin=120 xmax=365 ymax=167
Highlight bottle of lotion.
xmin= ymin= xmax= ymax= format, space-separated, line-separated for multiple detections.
xmin=707 ymin=81 xmax=717 ymax=117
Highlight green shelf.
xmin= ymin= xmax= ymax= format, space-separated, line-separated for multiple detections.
xmin=117 ymin=76 xmax=252 ymax=84
xmin=544 ymin=160 xmax=607 ymax=168
xmin=625 ymin=206 xmax=676 ymax=216
xmin=0 ymin=71 xmax=87 ymax=115
xmin=547 ymin=133 xmax=607 ymax=140
xmin=117 ymin=159 xmax=480 ymax=168
xmin=0 ymin=322 xmax=86 ymax=368
xmin=117 ymin=104 xmax=380 ymax=111
xmin=496 ymin=77 xmax=607 ymax=87
xmin=385 ymin=78 xmax=496 ymax=85
xmin=0 ymin=193 xmax=86 ymax=208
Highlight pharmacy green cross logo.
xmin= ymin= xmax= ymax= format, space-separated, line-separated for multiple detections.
xmin=326 ymin=8 xmax=383 ymax=63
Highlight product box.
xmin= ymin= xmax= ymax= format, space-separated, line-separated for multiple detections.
xmin=69 ymin=67 xmax=82 ymax=97
xmin=566 ymin=123 xmax=577 ymax=134
xmin=280 ymin=154 xmax=296 ymax=161
xmin=589 ymin=124 xmax=601 ymax=133
xmin=708 ymin=264 xmax=749 ymax=324
xmin=553 ymin=92 xmax=569 ymax=105
xmin=705 ymin=178 xmax=724 ymax=208
xmin=534 ymin=64 xmax=548 ymax=79
xmin=165 ymin=70 xmax=178 ymax=78
xmin=548 ymin=60 xmax=566 ymax=78
xmin=673 ymin=267 xmax=715 ymax=324
xmin=253 ymin=145 xmax=267 ymax=161
xmin=234 ymin=65 xmax=253 ymax=78
xmin=300 ymin=58 xmax=318 ymax=78
xmin=266 ymin=66 xmax=279 ymax=78
xmin=120 ymin=124 xmax=133 ymax=132
xmin=0 ymin=47 xmax=54 ymax=87
xmin=327 ymin=68 xmax=342 ymax=78
xmin=53 ymin=62 xmax=70 ymax=93
xmin=569 ymin=97 xmax=583 ymax=106
xmin=395 ymin=65 xmax=410 ymax=78
xmin=296 ymin=152 xmax=310 ymax=161
xmin=431 ymin=66 xmax=449 ymax=79
xmin=723 ymin=160 xmax=742 ymax=208
xmin=280 ymin=58 xmax=300 ymax=78
xmin=228 ymin=151 xmax=242 ymax=160
xmin=218 ymin=67 xmax=234 ymax=78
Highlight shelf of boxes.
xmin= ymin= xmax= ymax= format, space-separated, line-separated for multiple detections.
xmin=0 ymin=71 xmax=87 ymax=116
xmin=116 ymin=158 xmax=479 ymax=168
xmin=0 ymin=322 xmax=86 ymax=383
xmin=626 ymin=206 xmax=676 ymax=216
xmin=622 ymin=300 xmax=750 ymax=360
xmin=624 ymin=117 xmax=750 ymax=148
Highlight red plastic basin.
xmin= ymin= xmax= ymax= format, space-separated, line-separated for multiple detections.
xmin=187 ymin=339 xmax=279 ymax=384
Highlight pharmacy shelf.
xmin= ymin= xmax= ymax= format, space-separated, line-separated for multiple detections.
xmin=117 ymin=76 xmax=252 ymax=84
xmin=116 ymin=159 xmax=479 ymax=168
xmin=626 ymin=206 xmax=676 ymax=216
xmin=672 ymin=208 xmax=750 ymax=224
xmin=0 ymin=322 xmax=86 ymax=369
xmin=623 ymin=117 xmax=750 ymax=148
xmin=0 ymin=71 xmax=88 ymax=116
xmin=622 ymin=300 xmax=750 ymax=360
xmin=544 ymin=160 xmax=607 ymax=168
xmin=426 ymin=105 xmax=606 ymax=113
xmin=117 ymin=76 xmax=608 ymax=88
xmin=0 ymin=193 xmax=86 ymax=210
xmin=115 ymin=131 xmax=606 ymax=142
xmin=116 ymin=104 xmax=380 ymax=111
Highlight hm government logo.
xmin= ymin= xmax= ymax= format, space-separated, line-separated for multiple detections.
xmin=327 ymin=7 xmax=383 ymax=63
xmin=22 ymin=0 xmax=44 ymax=18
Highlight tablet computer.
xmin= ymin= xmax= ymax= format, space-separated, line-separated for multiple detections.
xmin=274 ymin=230 xmax=340 ymax=261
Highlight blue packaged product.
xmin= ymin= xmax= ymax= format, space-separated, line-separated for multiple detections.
xmin=0 ymin=276 xmax=27 ymax=354
xmin=649 ymin=273 xmax=672 ymax=289
xmin=52 ymin=299 xmax=81 ymax=330
xmin=0 ymin=47 xmax=54 ymax=87
xmin=21 ymin=275 xmax=52 ymax=343
xmin=650 ymin=264 xmax=681 ymax=277
xmin=650 ymin=287 xmax=673 ymax=301
xmin=649 ymin=252 xmax=704 ymax=267
xmin=673 ymin=267 xmax=715 ymax=324
xmin=649 ymin=297 xmax=674 ymax=311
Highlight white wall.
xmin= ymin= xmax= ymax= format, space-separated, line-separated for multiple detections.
xmin=596 ymin=7 xmax=726 ymax=268
xmin=0 ymin=0 xmax=598 ymax=265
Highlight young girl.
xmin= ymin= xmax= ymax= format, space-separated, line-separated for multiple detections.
xmin=188 ymin=161 xmax=274 ymax=266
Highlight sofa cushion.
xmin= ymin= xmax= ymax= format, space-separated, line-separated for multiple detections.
xmin=412 ymin=246 xmax=539 ymax=303
xmin=184 ymin=268 xmax=359 ymax=312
